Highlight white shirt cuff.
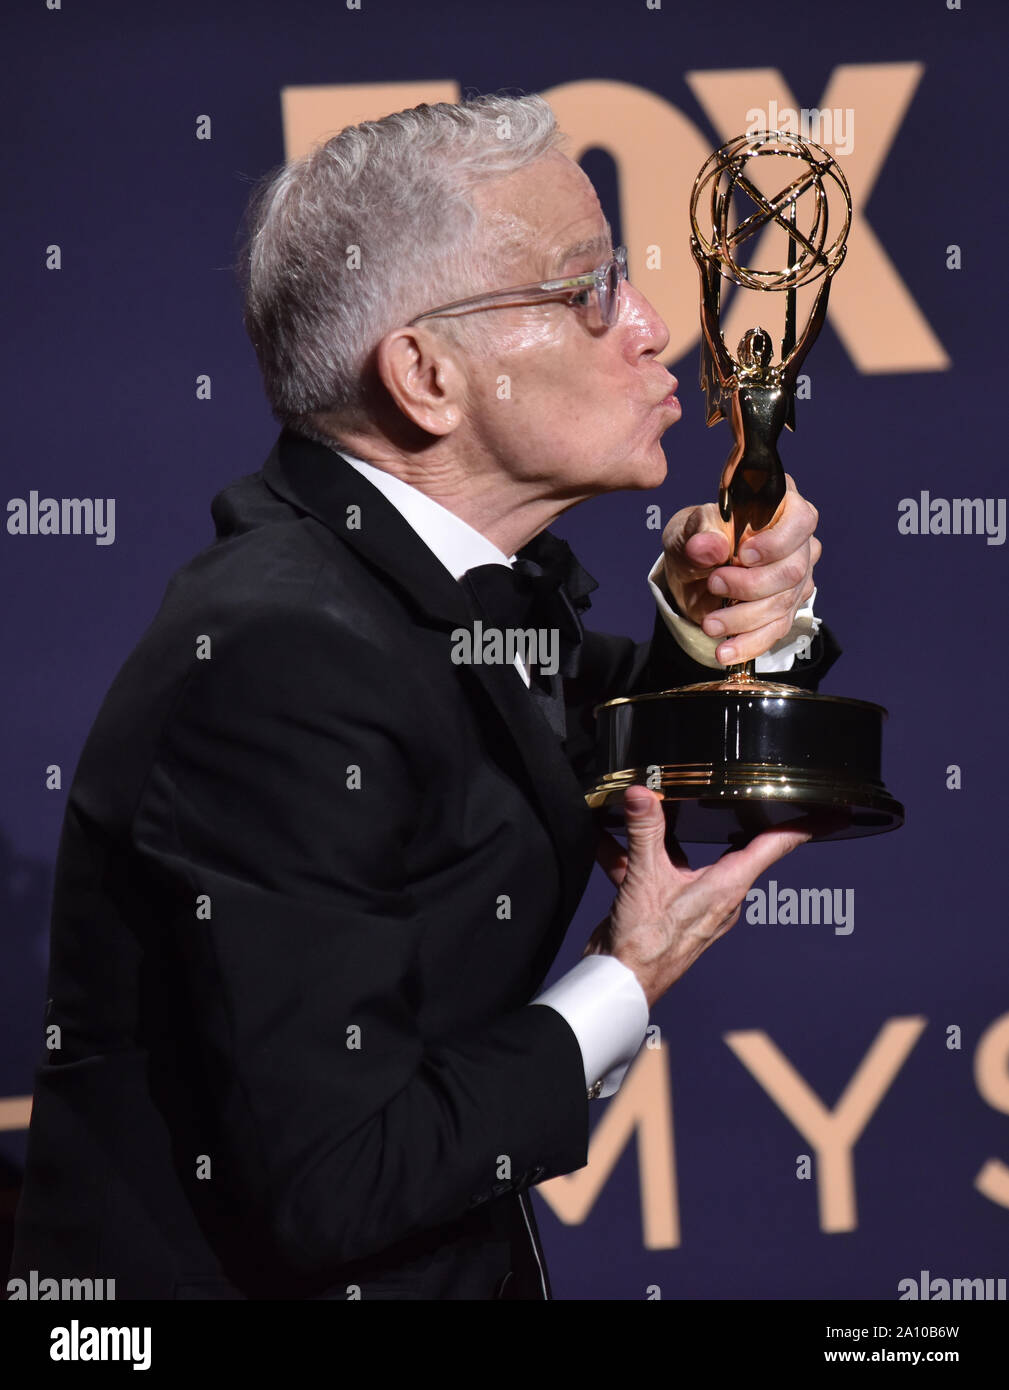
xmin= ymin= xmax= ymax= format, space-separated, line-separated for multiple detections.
xmin=647 ymin=552 xmax=821 ymax=673
xmin=530 ymin=954 xmax=649 ymax=1099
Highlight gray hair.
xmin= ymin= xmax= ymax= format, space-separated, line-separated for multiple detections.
xmin=240 ymin=94 xmax=565 ymax=432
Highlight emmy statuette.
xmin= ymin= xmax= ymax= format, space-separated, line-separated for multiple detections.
xmin=586 ymin=130 xmax=904 ymax=845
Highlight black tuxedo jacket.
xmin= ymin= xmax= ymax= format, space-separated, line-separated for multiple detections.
xmin=11 ymin=428 xmax=839 ymax=1300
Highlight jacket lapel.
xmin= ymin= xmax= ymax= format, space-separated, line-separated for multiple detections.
xmin=262 ymin=430 xmax=596 ymax=938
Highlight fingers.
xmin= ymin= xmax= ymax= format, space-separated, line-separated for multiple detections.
xmin=599 ymin=793 xmax=694 ymax=886
xmin=623 ymin=788 xmax=697 ymax=879
xmin=733 ymin=479 xmax=818 ymax=567
xmin=702 ymin=546 xmax=816 ymax=663
xmin=705 ymin=542 xmax=817 ymax=606
xmin=709 ymin=616 xmax=808 ymax=667
xmin=698 ymin=484 xmax=819 ymax=661
xmin=662 ymin=482 xmax=819 ymax=642
xmin=603 ymin=805 xmax=808 ymax=1006
xmin=706 ymin=825 xmax=811 ymax=909
xmin=702 ymin=572 xmax=813 ymax=640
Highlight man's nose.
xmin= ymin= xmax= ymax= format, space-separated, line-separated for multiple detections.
xmin=622 ymin=281 xmax=670 ymax=358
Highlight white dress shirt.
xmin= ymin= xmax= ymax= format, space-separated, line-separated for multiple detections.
xmin=335 ymin=446 xmax=816 ymax=1100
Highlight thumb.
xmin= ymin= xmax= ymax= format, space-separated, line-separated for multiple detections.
xmin=683 ymin=517 xmax=732 ymax=572
xmin=665 ymin=503 xmax=732 ymax=580
xmin=622 ymin=785 xmax=666 ymax=860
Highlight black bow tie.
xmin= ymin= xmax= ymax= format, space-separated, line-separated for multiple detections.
xmin=459 ymin=531 xmax=597 ymax=740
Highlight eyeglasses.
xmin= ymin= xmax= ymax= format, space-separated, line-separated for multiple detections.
xmin=407 ymin=246 xmax=628 ymax=329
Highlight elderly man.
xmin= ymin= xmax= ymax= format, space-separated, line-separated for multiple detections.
xmin=11 ymin=94 xmax=835 ymax=1300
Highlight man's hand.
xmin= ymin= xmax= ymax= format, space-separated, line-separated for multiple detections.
xmin=660 ymin=474 xmax=820 ymax=667
xmin=585 ymin=787 xmax=810 ymax=1009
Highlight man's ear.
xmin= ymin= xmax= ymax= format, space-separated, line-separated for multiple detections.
xmin=375 ymin=326 xmax=467 ymax=437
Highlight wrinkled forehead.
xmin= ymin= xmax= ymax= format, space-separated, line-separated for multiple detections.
xmin=470 ymin=151 xmax=611 ymax=282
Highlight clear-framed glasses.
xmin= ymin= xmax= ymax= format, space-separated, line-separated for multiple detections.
xmin=407 ymin=246 xmax=628 ymax=329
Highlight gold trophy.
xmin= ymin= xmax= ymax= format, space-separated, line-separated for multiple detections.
xmin=586 ymin=130 xmax=904 ymax=844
